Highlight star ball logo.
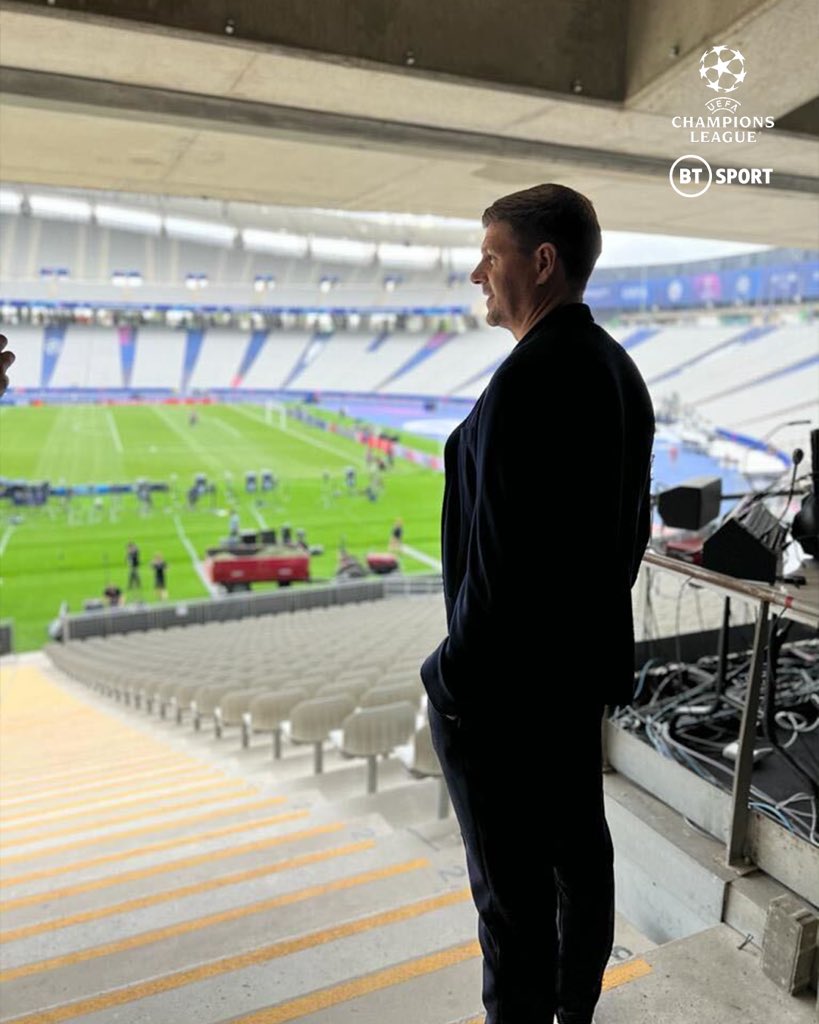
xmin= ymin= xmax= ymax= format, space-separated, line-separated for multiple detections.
xmin=699 ymin=45 xmax=747 ymax=95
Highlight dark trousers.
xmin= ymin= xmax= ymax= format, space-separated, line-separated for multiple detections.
xmin=429 ymin=702 xmax=614 ymax=1024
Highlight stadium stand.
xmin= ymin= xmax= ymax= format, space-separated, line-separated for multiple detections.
xmin=49 ymin=325 xmax=121 ymax=389
xmin=188 ymin=327 xmax=248 ymax=390
xmin=130 ymin=327 xmax=186 ymax=389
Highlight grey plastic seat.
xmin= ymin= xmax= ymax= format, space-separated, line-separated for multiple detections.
xmin=167 ymin=681 xmax=202 ymax=723
xmin=316 ymin=680 xmax=368 ymax=702
xmin=290 ymin=695 xmax=356 ymax=773
xmin=191 ymin=684 xmax=239 ymax=730
xmin=341 ymin=701 xmax=417 ymax=793
xmin=215 ymin=687 xmax=268 ymax=744
xmin=249 ymin=687 xmax=309 ymax=758
xmin=360 ymin=681 xmax=423 ymax=710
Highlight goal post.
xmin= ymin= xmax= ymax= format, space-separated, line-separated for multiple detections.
xmin=265 ymin=399 xmax=287 ymax=430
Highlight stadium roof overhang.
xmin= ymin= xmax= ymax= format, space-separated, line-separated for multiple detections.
xmin=0 ymin=0 xmax=817 ymax=246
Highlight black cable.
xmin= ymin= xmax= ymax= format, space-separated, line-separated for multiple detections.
xmin=762 ymin=614 xmax=819 ymax=799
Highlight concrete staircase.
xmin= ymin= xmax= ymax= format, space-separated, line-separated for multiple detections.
xmin=1 ymin=654 xmax=815 ymax=1024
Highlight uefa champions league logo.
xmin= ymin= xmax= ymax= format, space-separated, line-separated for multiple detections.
xmin=669 ymin=43 xmax=773 ymax=196
xmin=699 ymin=45 xmax=746 ymax=95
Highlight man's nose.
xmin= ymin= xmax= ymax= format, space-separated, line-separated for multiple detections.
xmin=470 ymin=263 xmax=484 ymax=285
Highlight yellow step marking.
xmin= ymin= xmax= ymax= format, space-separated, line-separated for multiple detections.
xmin=221 ymin=941 xmax=480 ymax=1023
xmin=603 ymin=957 xmax=653 ymax=989
xmin=1 ymin=776 xmax=248 ymax=835
xmin=1 ymin=835 xmax=370 ymax=943
xmin=443 ymin=959 xmax=654 ymax=1024
xmin=2 ymin=888 xmax=472 ymax=1024
xmin=0 ymin=796 xmax=287 ymax=876
xmin=0 ymin=762 xmax=222 ymax=813
xmin=0 ymin=857 xmax=429 ymax=982
xmin=0 ymin=809 xmax=309 ymax=900
xmin=0 ymin=752 xmax=196 ymax=796
xmin=0 ymin=820 xmax=344 ymax=914
xmin=0 ymin=758 xmax=218 ymax=806
xmin=0 ymin=743 xmax=168 ymax=768
xmin=0 ymin=783 xmax=254 ymax=851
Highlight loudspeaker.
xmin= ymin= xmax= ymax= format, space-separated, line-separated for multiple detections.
xmin=702 ymin=500 xmax=789 ymax=583
xmin=658 ymin=476 xmax=722 ymax=530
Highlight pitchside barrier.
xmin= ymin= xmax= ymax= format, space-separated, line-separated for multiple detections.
xmin=59 ymin=573 xmax=443 ymax=642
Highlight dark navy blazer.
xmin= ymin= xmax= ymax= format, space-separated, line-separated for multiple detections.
xmin=421 ymin=303 xmax=655 ymax=719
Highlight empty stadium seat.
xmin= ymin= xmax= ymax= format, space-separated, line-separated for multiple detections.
xmin=289 ymin=695 xmax=356 ymax=773
xmin=341 ymin=701 xmax=417 ymax=793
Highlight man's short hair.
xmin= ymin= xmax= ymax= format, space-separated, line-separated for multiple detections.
xmin=482 ymin=184 xmax=602 ymax=291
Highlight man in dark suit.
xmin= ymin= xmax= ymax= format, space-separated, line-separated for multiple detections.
xmin=421 ymin=184 xmax=654 ymax=1024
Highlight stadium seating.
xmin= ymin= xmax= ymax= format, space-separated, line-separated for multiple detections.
xmin=289 ymin=695 xmax=357 ymax=773
xmin=45 ymin=596 xmax=444 ymax=805
xmin=341 ymin=701 xmax=418 ymax=793
xmin=249 ymin=687 xmax=310 ymax=758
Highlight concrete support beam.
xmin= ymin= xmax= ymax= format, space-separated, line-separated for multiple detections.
xmin=3 ymin=0 xmax=627 ymax=101
xmin=626 ymin=0 xmax=819 ymax=121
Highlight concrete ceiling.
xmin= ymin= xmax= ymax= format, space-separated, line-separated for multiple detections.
xmin=0 ymin=0 xmax=817 ymax=244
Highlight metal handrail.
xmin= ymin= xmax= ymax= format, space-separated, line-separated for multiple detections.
xmin=643 ymin=548 xmax=818 ymax=628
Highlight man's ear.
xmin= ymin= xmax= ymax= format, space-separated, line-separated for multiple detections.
xmin=535 ymin=242 xmax=559 ymax=285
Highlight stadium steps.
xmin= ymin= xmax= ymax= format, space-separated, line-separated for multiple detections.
xmin=596 ymin=924 xmax=817 ymax=1024
xmin=5 ymin=659 xmax=815 ymax=1023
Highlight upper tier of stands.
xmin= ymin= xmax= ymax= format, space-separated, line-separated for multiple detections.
xmin=7 ymin=320 xmax=816 ymax=447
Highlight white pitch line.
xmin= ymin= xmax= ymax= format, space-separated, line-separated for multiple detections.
xmin=173 ymin=515 xmax=219 ymax=596
xmin=0 ymin=526 xmax=14 ymax=558
xmin=106 ymin=409 xmax=124 ymax=454
xmin=231 ymin=405 xmax=358 ymax=463
xmin=250 ymin=505 xmax=267 ymax=529
xmin=209 ymin=417 xmax=242 ymax=438
xmin=399 ymin=543 xmax=442 ymax=571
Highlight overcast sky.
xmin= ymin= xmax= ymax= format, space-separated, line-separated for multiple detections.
xmin=597 ymin=233 xmax=770 ymax=268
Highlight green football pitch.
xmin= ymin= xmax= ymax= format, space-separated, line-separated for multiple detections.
xmin=0 ymin=403 xmax=445 ymax=651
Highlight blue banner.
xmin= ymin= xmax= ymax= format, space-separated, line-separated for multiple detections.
xmin=40 ymin=325 xmax=67 ymax=388
xmin=588 ymin=259 xmax=819 ymax=311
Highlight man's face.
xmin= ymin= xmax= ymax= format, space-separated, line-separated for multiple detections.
xmin=470 ymin=220 xmax=539 ymax=331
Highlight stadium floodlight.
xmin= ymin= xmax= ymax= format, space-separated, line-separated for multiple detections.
xmin=310 ymin=236 xmax=376 ymax=265
xmin=0 ymin=189 xmax=23 ymax=214
xmin=29 ymin=194 xmax=92 ymax=223
xmin=447 ymin=246 xmax=481 ymax=271
xmin=242 ymin=228 xmax=308 ymax=257
xmin=96 ymin=205 xmax=162 ymax=235
xmin=165 ymin=216 xmax=237 ymax=246
xmin=377 ymin=243 xmax=440 ymax=270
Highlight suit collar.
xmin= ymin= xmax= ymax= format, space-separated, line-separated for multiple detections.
xmin=516 ymin=302 xmax=593 ymax=347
